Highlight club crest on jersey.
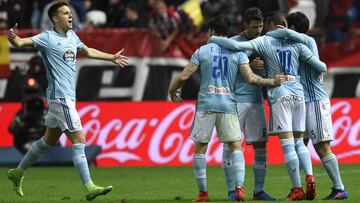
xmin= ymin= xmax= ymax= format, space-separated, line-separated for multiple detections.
xmin=63 ymin=50 xmax=75 ymax=62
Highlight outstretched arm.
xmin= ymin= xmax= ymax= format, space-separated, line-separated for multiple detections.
xmin=210 ymin=36 xmax=255 ymax=51
xmin=79 ymin=45 xmax=128 ymax=67
xmin=266 ymin=28 xmax=307 ymax=44
xmin=169 ymin=63 xmax=199 ymax=103
xmin=7 ymin=23 xmax=34 ymax=48
xmin=239 ymin=64 xmax=285 ymax=86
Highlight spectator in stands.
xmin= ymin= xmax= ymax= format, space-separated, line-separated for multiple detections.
xmin=200 ymin=0 xmax=243 ymax=35
xmin=41 ymin=0 xmax=82 ymax=30
xmin=124 ymin=1 xmax=148 ymax=28
xmin=84 ymin=10 xmax=107 ymax=29
xmin=31 ymin=0 xmax=41 ymax=29
xmin=0 ymin=17 xmax=7 ymax=29
xmin=326 ymin=0 xmax=354 ymax=41
xmin=148 ymin=0 xmax=181 ymax=52
xmin=105 ymin=0 xmax=126 ymax=28
xmin=70 ymin=0 xmax=86 ymax=23
xmin=7 ymin=0 xmax=26 ymax=29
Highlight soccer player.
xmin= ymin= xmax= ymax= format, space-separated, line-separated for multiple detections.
xmin=221 ymin=7 xmax=275 ymax=201
xmin=169 ymin=15 xmax=285 ymax=202
xmin=266 ymin=11 xmax=349 ymax=200
xmin=6 ymin=1 xmax=128 ymax=201
xmin=210 ymin=11 xmax=327 ymax=200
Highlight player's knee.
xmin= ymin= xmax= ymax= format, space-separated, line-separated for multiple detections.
xmin=314 ymin=141 xmax=332 ymax=158
xmin=194 ymin=142 xmax=208 ymax=154
xmin=228 ymin=141 xmax=242 ymax=152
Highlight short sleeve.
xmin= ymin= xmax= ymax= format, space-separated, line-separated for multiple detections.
xmin=238 ymin=52 xmax=249 ymax=65
xmin=190 ymin=48 xmax=201 ymax=65
xmin=30 ymin=31 xmax=49 ymax=50
xmin=249 ymin=36 xmax=265 ymax=55
xmin=73 ymin=31 xmax=84 ymax=50
xmin=299 ymin=44 xmax=314 ymax=61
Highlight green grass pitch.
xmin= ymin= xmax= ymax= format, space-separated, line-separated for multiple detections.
xmin=0 ymin=164 xmax=358 ymax=202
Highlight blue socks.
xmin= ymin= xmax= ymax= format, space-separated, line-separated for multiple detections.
xmin=232 ymin=150 xmax=245 ymax=188
xmin=72 ymin=143 xmax=92 ymax=185
xmin=322 ymin=153 xmax=345 ymax=190
xmin=253 ymin=148 xmax=267 ymax=193
xmin=280 ymin=138 xmax=301 ymax=188
xmin=194 ymin=153 xmax=207 ymax=192
xmin=222 ymin=144 xmax=235 ymax=192
xmin=18 ymin=137 xmax=51 ymax=171
xmin=294 ymin=138 xmax=313 ymax=175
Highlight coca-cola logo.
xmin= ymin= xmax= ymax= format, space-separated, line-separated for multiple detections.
xmin=56 ymin=100 xmax=359 ymax=166
xmin=59 ymin=103 xmax=223 ymax=165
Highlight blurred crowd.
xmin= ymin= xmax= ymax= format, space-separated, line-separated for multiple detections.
xmin=0 ymin=0 xmax=360 ymax=43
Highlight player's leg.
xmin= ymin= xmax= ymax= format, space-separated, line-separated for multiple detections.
xmin=314 ymin=141 xmax=348 ymax=200
xmin=307 ymin=99 xmax=348 ymax=199
xmin=244 ymin=103 xmax=275 ymax=200
xmin=251 ymin=142 xmax=276 ymax=201
xmin=217 ymin=112 xmax=245 ymax=201
xmin=222 ymin=143 xmax=236 ymax=200
xmin=59 ymin=98 xmax=112 ymax=201
xmin=221 ymin=103 xmax=248 ymax=200
xmin=65 ymin=130 xmax=112 ymax=201
xmin=269 ymin=97 xmax=305 ymax=200
xmin=7 ymin=102 xmax=62 ymax=197
xmin=189 ymin=111 xmax=215 ymax=202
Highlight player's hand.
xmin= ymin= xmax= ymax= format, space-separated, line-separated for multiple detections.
xmin=249 ymin=57 xmax=264 ymax=70
xmin=113 ymin=48 xmax=128 ymax=67
xmin=170 ymin=90 xmax=183 ymax=103
xmin=273 ymin=73 xmax=286 ymax=86
xmin=7 ymin=23 xmax=19 ymax=40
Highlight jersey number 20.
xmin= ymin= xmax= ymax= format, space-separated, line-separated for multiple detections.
xmin=212 ymin=56 xmax=229 ymax=79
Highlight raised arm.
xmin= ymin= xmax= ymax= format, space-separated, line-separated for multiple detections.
xmin=210 ymin=36 xmax=255 ymax=51
xmin=79 ymin=45 xmax=128 ymax=67
xmin=7 ymin=23 xmax=34 ymax=48
xmin=239 ymin=64 xmax=285 ymax=86
xmin=266 ymin=28 xmax=307 ymax=44
xmin=169 ymin=63 xmax=199 ymax=103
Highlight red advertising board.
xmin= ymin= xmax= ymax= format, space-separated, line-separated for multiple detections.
xmin=0 ymin=99 xmax=359 ymax=166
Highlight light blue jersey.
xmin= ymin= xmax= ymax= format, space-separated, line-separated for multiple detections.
xmin=266 ymin=29 xmax=328 ymax=102
xmin=31 ymin=29 xmax=84 ymax=100
xmin=231 ymin=34 xmax=263 ymax=103
xmin=210 ymin=34 xmax=327 ymax=105
xmin=190 ymin=43 xmax=249 ymax=113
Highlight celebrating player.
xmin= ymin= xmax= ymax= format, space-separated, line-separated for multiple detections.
xmin=210 ymin=11 xmax=327 ymax=200
xmin=6 ymin=1 xmax=128 ymax=201
xmin=266 ymin=11 xmax=349 ymax=200
xmin=221 ymin=7 xmax=275 ymax=201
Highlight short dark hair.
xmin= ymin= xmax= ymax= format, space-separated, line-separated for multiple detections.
xmin=48 ymin=1 xmax=68 ymax=23
xmin=287 ymin=12 xmax=309 ymax=33
xmin=266 ymin=11 xmax=286 ymax=27
xmin=208 ymin=15 xmax=230 ymax=36
xmin=244 ymin=7 xmax=263 ymax=25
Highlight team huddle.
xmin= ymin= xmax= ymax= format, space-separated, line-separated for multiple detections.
xmin=169 ymin=8 xmax=349 ymax=202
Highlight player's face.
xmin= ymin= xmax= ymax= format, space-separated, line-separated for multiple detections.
xmin=55 ymin=6 xmax=73 ymax=30
xmin=245 ymin=20 xmax=263 ymax=39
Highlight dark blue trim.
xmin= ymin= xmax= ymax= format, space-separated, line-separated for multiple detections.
xmin=60 ymin=99 xmax=74 ymax=131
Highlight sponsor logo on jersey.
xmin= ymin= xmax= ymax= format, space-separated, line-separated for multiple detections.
xmin=207 ymin=85 xmax=230 ymax=95
xmin=63 ymin=50 xmax=75 ymax=62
